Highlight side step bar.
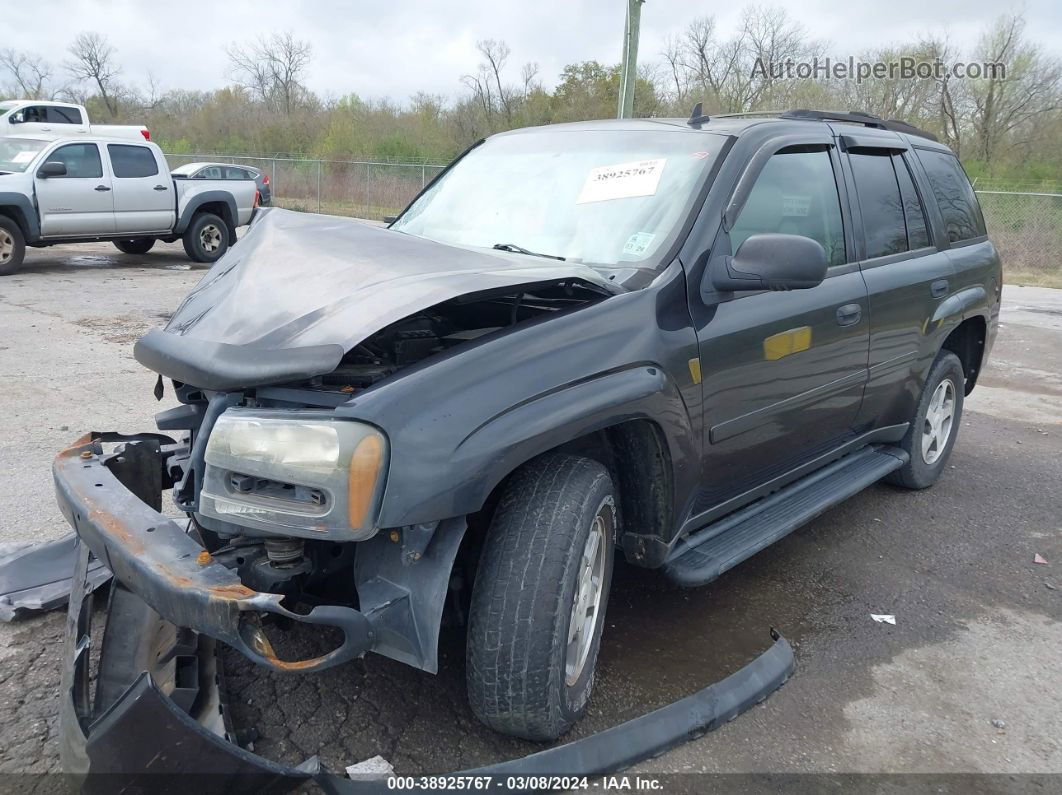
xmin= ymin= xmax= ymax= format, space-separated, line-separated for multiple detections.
xmin=665 ymin=445 xmax=908 ymax=587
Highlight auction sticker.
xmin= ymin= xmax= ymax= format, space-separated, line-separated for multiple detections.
xmin=577 ymin=158 xmax=666 ymax=204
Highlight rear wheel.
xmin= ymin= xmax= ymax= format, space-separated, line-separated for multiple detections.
xmin=182 ymin=212 xmax=229 ymax=264
xmin=887 ymin=350 xmax=965 ymax=489
xmin=466 ymin=453 xmax=616 ymax=741
xmin=0 ymin=216 xmax=26 ymax=275
xmin=114 ymin=237 xmax=156 ymax=255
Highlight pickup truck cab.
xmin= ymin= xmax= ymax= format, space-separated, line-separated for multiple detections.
xmin=53 ymin=110 xmax=1001 ymax=775
xmin=0 ymin=134 xmax=257 ymax=273
xmin=0 ymin=99 xmax=149 ymax=140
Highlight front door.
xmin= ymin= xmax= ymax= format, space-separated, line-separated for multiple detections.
xmin=34 ymin=142 xmax=115 ymax=236
xmin=691 ymin=142 xmax=870 ymax=520
xmin=106 ymin=143 xmax=175 ymax=233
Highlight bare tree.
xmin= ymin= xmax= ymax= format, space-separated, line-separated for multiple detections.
xmin=478 ymin=40 xmax=512 ymax=122
xmin=521 ymin=62 xmax=541 ymax=98
xmin=969 ymin=14 xmax=1062 ymax=162
xmin=66 ymin=33 xmax=120 ymax=117
xmin=0 ymin=49 xmax=55 ymax=99
xmin=226 ymin=33 xmax=312 ymax=115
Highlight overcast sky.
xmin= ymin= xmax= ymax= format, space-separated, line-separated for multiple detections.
xmin=13 ymin=0 xmax=1062 ymax=103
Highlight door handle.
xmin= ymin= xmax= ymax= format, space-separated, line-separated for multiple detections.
xmin=153 ymin=185 xmax=168 ymax=191
xmin=931 ymin=279 xmax=949 ymax=298
xmin=94 ymin=185 xmax=111 ymax=192
xmin=836 ymin=303 xmax=862 ymax=326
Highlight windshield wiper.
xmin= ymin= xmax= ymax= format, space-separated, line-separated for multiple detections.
xmin=492 ymin=242 xmax=566 ymax=261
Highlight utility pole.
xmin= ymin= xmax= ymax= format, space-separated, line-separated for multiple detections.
xmin=617 ymin=0 xmax=645 ymax=119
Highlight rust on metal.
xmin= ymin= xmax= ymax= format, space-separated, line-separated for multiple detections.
xmin=196 ymin=550 xmax=212 ymax=566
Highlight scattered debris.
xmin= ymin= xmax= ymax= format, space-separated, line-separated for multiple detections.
xmin=0 ymin=535 xmax=111 ymax=621
xmin=871 ymin=614 xmax=897 ymax=625
xmin=1034 ymin=553 xmax=1048 ymax=565
xmin=1045 ymin=581 xmax=1057 ymax=591
xmin=346 ymin=755 xmax=396 ymax=779
xmin=991 ymin=719 xmax=1006 ymax=729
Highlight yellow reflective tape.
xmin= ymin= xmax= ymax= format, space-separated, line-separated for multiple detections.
xmin=764 ymin=326 xmax=812 ymax=361
xmin=688 ymin=357 xmax=702 ymax=384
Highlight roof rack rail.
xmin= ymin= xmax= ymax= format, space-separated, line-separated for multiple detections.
xmin=780 ymin=109 xmax=939 ymax=142
xmin=713 ymin=108 xmax=938 ymax=142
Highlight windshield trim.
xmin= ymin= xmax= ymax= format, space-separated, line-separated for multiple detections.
xmin=391 ymin=129 xmax=732 ymax=275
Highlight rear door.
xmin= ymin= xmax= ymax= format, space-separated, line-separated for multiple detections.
xmin=107 ymin=143 xmax=175 ymax=233
xmin=838 ymin=132 xmax=956 ymax=429
xmin=34 ymin=142 xmax=115 ymax=236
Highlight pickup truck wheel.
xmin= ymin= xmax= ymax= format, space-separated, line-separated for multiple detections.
xmin=0 ymin=216 xmax=26 ymax=275
xmin=466 ymin=453 xmax=616 ymax=741
xmin=182 ymin=213 xmax=229 ymax=263
xmin=113 ymin=237 xmax=156 ymax=255
xmin=886 ymin=350 xmax=965 ymax=489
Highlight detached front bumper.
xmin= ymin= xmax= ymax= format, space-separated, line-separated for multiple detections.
xmin=53 ymin=433 xmax=377 ymax=674
xmin=55 ymin=433 xmax=796 ymax=790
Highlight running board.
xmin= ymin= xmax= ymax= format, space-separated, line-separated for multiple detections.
xmin=664 ymin=445 xmax=908 ymax=587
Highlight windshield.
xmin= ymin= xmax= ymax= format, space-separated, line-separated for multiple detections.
xmin=392 ymin=128 xmax=724 ymax=267
xmin=0 ymin=138 xmax=48 ymax=173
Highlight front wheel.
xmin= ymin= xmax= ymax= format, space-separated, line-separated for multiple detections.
xmin=0 ymin=216 xmax=26 ymax=275
xmin=887 ymin=350 xmax=965 ymax=489
xmin=466 ymin=453 xmax=616 ymax=741
xmin=182 ymin=212 xmax=229 ymax=264
xmin=114 ymin=237 xmax=156 ymax=255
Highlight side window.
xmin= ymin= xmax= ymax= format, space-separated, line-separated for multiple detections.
xmin=44 ymin=144 xmax=103 ymax=179
xmin=22 ymin=106 xmax=46 ymax=123
xmin=46 ymin=106 xmax=83 ymax=124
xmin=108 ymin=145 xmax=159 ymax=178
xmin=197 ymin=166 xmax=222 ymax=179
xmin=893 ymin=154 xmax=930 ymax=249
xmin=849 ymin=151 xmax=908 ymax=259
xmin=916 ymin=149 xmax=987 ymax=243
xmin=225 ymin=166 xmax=251 ymax=180
xmin=730 ymin=147 xmax=846 ymax=267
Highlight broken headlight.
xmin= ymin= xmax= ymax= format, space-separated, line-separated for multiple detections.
xmin=199 ymin=409 xmax=387 ymax=541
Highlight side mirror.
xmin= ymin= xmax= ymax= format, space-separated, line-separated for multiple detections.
xmin=8 ymin=111 xmax=24 ymax=124
xmin=382 ymin=215 xmax=398 ymax=225
xmin=709 ymin=233 xmax=827 ymax=292
xmin=37 ymin=161 xmax=67 ymax=178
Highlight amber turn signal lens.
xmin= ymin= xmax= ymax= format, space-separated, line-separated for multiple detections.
xmin=347 ymin=433 xmax=384 ymax=528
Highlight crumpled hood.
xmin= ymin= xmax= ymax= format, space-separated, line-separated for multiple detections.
xmin=163 ymin=208 xmax=620 ymax=351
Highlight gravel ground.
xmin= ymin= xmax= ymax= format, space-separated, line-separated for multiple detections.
xmin=0 ymin=239 xmax=1060 ymax=788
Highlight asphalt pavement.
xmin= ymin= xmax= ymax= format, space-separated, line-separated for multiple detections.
xmin=0 ymin=240 xmax=1059 ymax=787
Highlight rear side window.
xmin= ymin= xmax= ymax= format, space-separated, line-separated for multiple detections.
xmin=225 ymin=166 xmax=252 ymax=179
xmin=916 ymin=150 xmax=987 ymax=243
xmin=893 ymin=155 xmax=930 ymax=249
xmin=46 ymin=143 xmax=102 ymax=178
xmin=46 ymin=106 xmax=83 ymax=124
xmin=108 ymin=144 xmax=159 ymax=178
xmin=731 ymin=147 xmax=846 ymax=267
xmin=849 ymin=151 xmax=908 ymax=259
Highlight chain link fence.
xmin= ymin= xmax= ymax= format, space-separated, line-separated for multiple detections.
xmin=977 ymin=191 xmax=1062 ymax=282
xmin=163 ymin=153 xmax=1060 ymax=282
xmin=164 ymin=153 xmax=448 ymax=221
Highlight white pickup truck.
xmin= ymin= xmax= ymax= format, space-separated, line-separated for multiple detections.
xmin=0 ymin=100 xmax=150 ymax=141
xmin=0 ymin=134 xmax=258 ymax=274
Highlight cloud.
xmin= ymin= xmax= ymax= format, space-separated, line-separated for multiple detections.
xmin=11 ymin=0 xmax=1062 ymax=104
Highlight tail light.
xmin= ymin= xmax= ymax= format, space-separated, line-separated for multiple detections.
xmin=262 ymin=175 xmax=270 ymax=186
xmin=253 ymin=190 xmax=261 ymax=209
xmin=140 ymin=128 xmax=151 ymax=140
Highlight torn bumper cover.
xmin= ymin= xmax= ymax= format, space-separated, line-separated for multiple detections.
xmin=56 ymin=434 xmax=795 ymax=790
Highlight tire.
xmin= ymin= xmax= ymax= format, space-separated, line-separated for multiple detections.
xmin=182 ymin=212 xmax=229 ymax=263
xmin=886 ymin=350 xmax=965 ymax=489
xmin=0 ymin=215 xmax=26 ymax=275
xmin=466 ymin=453 xmax=616 ymax=741
xmin=113 ymin=237 xmax=156 ymax=255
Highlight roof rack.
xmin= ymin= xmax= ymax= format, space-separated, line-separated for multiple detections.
xmin=714 ymin=108 xmax=939 ymax=142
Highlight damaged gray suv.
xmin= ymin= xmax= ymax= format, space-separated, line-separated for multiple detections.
xmin=54 ymin=109 xmax=1000 ymax=787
